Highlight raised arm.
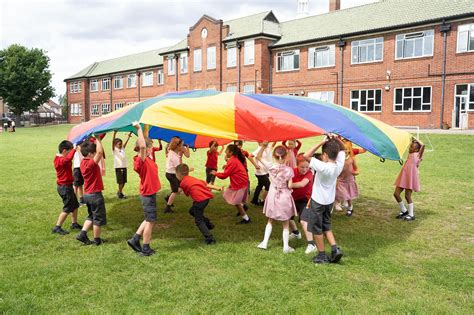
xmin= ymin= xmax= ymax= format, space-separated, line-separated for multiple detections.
xmin=218 ymin=145 xmax=225 ymax=155
xmin=134 ymin=123 xmax=146 ymax=162
xmin=417 ymin=139 xmax=425 ymax=160
xmin=296 ymin=140 xmax=302 ymax=151
xmin=182 ymin=145 xmax=191 ymax=158
xmin=303 ymin=138 xmax=327 ymax=162
xmin=123 ymin=132 xmax=132 ymax=148
xmin=93 ymin=136 xmax=104 ymax=164
xmin=112 ymin=131 xmax=117 ymax=152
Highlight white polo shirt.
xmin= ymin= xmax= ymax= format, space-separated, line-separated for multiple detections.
xmin=309 ymin=151 xmax=345 ymax=205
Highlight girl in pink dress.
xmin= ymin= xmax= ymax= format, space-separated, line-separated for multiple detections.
xmin=255 ymin=145 xmax=297 ymax=253
xmin=282 ymin=139 xmax=302 ymax=168
xmin=335 ymin=150 xmax=359 ymax=217
xmin=394 ymin=138 xmax=425 ymax=221
xmin=164 ymin=137 xmax=190 ymax=213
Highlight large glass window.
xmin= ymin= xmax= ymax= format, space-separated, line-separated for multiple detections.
xmin=243 ymin=85 xmax=255 ymax=93
xmin=127 ymin=74 xmax=137 ymax=88
xmin=276 ymin=50 xmax=300 ymax=72
xmin=114 ymin=76 xmax=123 ymax=89
xmin=396 ymin=30 xmax=434 ymax=59
xmin=351 ymin=38 xmax=383 ymax=64
xmin=227 ymin=47 xmax=237 ymax=68
xmin=168 ymin=57 xmax=175 ymax=75
xmin=307 ymin=91 xmax=335 ymax=103
xmin=455 ymin=84 xmax=474 ymax=110
xmin=207 ymin=46 xmax=216 ymax=70
xmin=457 ymin=23 xmax=474 ymax=53
xmin=142 ymin=72 xmax=153 ymax=86
xmin=70 ymin=103 xmax=82 ymax=116
xmin=91 ymin=104 xmax=99 ymax=116
xmin=308 ymin=45 xmax=335 ymax=68
xmin=351 ymin=89 xmax=382 ymax=112
xmin=101 ymin=103 xmax=111 ymax=115
xmin=157 ymin=70 xmax=164 ymax=84
xmin=394 ymin=87 xmax=431 ymax=112
xmin=114 ymin=103 xmax=124 ymax=111
xmin=226 ymin=85 xmax=237 ymax=92
xmin=102 ymin=78 xmax=110 ymax=91
xmin=70 ymin=81 xmax=82 ymax=93
xmin=90 ymin=80 xmax=98 ymax=92
xmin=244 ymin=40 xmax=255 ymax=65
xmin=180 ymin=52 xmax=188 ymax=74
xmin=193 ymin=49 xmax=202 ymax=72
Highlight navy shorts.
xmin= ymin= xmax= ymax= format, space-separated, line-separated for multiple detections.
xmin=166 ymin=173 xmax=180 ymax=193
xmin=57 ymin=184 xmax=79 ymax=213
xmin=115 ymin=168 xmax=127 ymax=185
xmin=307 ymin=199 xmax=333 ymax=235
xmin=73 ymin=168 xmax=84 ymax=187
xmin=84 ymin=192 xmax=107 ymax=226
xmin=141 ymin=193 xmax=157 ymax=222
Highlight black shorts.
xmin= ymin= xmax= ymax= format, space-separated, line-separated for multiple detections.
xmin=115 ymin=168 xmax=127 ymax=185
xmin=57 ymin=184 xmax=79 ymax=213
xmin=73 ymin=168 xmax=84 ymax=187
xmin=140 ymin=194 xmax=157 ymax=222
xmin=84 ymin=192 xmax=107 ymax=226
xmin=307 ymin=199 xmax=333 ymax=235
xmin=166 ymin=173 xmax=180 ymax=193
xmin=205 ymin=167 xmax=216 ymax=184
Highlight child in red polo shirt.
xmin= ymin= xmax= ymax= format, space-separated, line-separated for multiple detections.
xmin=76 ymin=136 xmax=106 ymax=246
xmin=205 ymin=140 xmax=224 ymax=185
xmin=52 ymin=140 xmax=82 ymax=235
xmin=127 ymin=123 xmax=161 ymax=256
xmin=176 ymin=163 xmax=223 ymax=244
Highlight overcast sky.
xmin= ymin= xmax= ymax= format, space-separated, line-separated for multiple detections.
xmin=0 ymin=0 xmax=377 ymax=102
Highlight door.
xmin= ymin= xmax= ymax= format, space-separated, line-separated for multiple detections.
xmin=454 ymin=96 xmax=467 ymax=129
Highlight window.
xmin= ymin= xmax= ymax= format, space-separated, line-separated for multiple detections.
xmin=244 ymin=40 xmax=254 ymax=65
xmin=180 ymin=52 xmax=188 ymax=74
xmin=127 ymin=74 xmax=137 ymax=88
xmin=114 ymin=103 xmax=124 ymax=111
xmin=91 ymin=104 xmax=99 ymax=116
xmin=142 ymin=72 xmax=153 ymax=86
xmin=69 ymin=81 xmax=82 ymax=93
xmin=193 ymin=49 xmax=202 ymax=72
xmin=126 ymin=102 xmax=136 ymax=106
xmin=207 ymin=46 xmax=216 ymax=70
xmin=455 ymin=84 xmax=474 ymax=110
xmin=226 ymin=85 xmax=237 ymax=92
xmin=70 ymin=103 xmax=82 ymax=116
xmin=396 ymin=30 xmax=434 ymax=59
xmin=101 ymin=103 xmax=111 ymax=115
xmin=243 ymin=85 xmax=255 ymax=93
xmin=102 ymin=78 xmax=110 ymax=91
xmin=157 ymin=70 xmax=164 ymax=85
xmin=276 ymin=50 xmax=300 ymax=71
xmin=457 ymin=23 xmax=474 ymax=53
xmin=394 ymin=87 xmax=432 ymax=112
xmin=351 ymin=38 xmax=383 ymax=64
xmin=227 ymin=47 xmax=237 ymax=68
xmin=309 ymin=45 xmax=335 ymax=68
xmin=90 ymin=80 xmax=98 ymax=92
xmin=114 ymin=76 xmax=123 ymax=89
xmin=307 ymin=91 xmax=335 ymax=103
xmin=351 ymin=89 xmax=382 ymax=112
xmin=168 ymin=57 xmax=175 ymax=75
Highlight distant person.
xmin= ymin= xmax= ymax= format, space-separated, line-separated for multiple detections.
xmin=112 ymin=131 xmax=132 ymax=199
xmin=73 ymin=142 xmax=85 ymax=205
xmin=11 ymin=120 xmax=15 ymax=132
xmin=335 ymin=145 xmax=359 ymax=217
xmin=250 ymin=141 xmax=273 ymax=206
xmin=205 ymin=140 xmax=224 ymax=185
xmin=282 ymin=139 xmax=302 ymax=168
xmin=164 ymin=137 xmax=190 ymax=213
xmin=393 ymin=138 xmax=425 ymax=221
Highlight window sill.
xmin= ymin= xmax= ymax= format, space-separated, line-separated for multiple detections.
xmin=227 ymin=66 xmax=237 ymax=69
xmin=276 ymin=69 xmax=300 ymax=73
xmin=394 ymin=55 xmax=433 ymax=61
xmin=308 ymin=65 xmax=336 ymax=71
xmin=455 ymin=50 xmax=474 ymax=55
xmin=127 ymin=86 xmax=137 ymax=89
xmin=206 ymin=68 xmax=217 ymax=71
xmin=393 ymin=110 xmax=432 ymax=114
xmin=193 ymin=70 xmax=202 ymax=73
xmin=243 ymin=63 xmax=255 ymax=67
xmin=350 ymin=60 xmax=384 ymax=66
xmin=142 ymin=84 xmax=154 ymax=88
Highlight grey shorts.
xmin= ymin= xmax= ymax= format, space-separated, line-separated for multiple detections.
xmin=84 ymin=192 xmax=107 ymax=226
xmin=307 ymin=199 xmax=333 ymax=235
xmin=73 ymin=168 xmax=84 ymax=187
xmin=140 ymin=193 xmax=157 ymax=222
xmin=57 ymin=184 xmax=79 ymax=213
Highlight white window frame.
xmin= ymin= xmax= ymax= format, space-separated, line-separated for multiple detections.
xmin=226 ymin=85 xmax=237 ymax=92
xmin=207 ymin=46 xmax=216 ymax=70
xmin=90 ymin=80 xmax=98 ymax=92
xmin=114 ymin=102 xmax=124 ymax=111
xmin=180 ymin=52 xmax=188 ymax=74
xmin=102 ymin=78 xmax=110 ymax=91
xmin=101 ymin=103 xmax=111 ymax=115
xmin=69 ymin=81 xmax=82 ymax=93
xmin=350 ymin=89 xmax=382 ymax=112
xmin=113 ymin=76 xmax=123 ymax=89
xmin=393 ymin=86 xmax=432 ymax=112
xmin=454 ymin=83 xmax=474 ymax=111
xmin=142 ymin=71 xmax=153 ymax=87
xmin=126 ymin=102 xmax=136 ymax=106
xmin=70 ymin=103 xmax=82 ymax=116
xmin=227 ymin=47 xmax=237 ymax=68
xmin=243 ymin=84 xmax=255 ymax=93
xmin=276 ymin=49 xmax=300 ymax=72
xmin=157 ymin=70 xmax=164 ymax=85
xmin=168 ymin=57 xmax=175 ymax=75
xmin=457 ymin=23 xmax=474 ymax=53
xmin=308 ymin=45 xmax=335 ymax=69
xmin=91 ymin=104 xmax=99 ymax=116
xmin=307 ymin=91 xmax=335 ymax=103
xmin=193 ymin=49 xmax=202 ymax=72
xmin=395 ymin=30 xmax=434 ymax=60
xmin=351 ymin=37 xmax=384 ymax=64
xmin=244 ymin=40 xmax=255 ymax=65
xmin=127 ymin=74 xmax=137 ymax=88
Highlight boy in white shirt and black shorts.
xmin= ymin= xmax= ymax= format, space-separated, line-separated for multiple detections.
xmin=112 ymin=131 xmax=132 ymax=199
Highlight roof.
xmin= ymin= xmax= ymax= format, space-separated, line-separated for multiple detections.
xmin=47 ymin=99 xmax=61 ymax=108
xmin=65 ymin=47 xmax=169 ymax=81
xmin=160 ymin=38 xmax=188 ymax=55
xmin=223 ymin=11 xmax=280 ymax=41
xmin=272 ymin=0 xmax=474 ymax=48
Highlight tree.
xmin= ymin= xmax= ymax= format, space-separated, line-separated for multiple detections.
xmin=58 ymin=93 xmax=68 ymax=118
xmin=0 ymin=44 xmax=55 ymax=125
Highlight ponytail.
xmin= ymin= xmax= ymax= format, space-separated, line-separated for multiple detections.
xmin=227 ymin=144 xmax=246 ymax=166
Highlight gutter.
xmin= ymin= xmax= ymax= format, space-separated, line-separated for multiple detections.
xmin=222 ymin=33 xmax=281 ymax=43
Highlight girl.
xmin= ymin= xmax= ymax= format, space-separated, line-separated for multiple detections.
xmin=394 ymin=138 xmax=425 ymax=221
xmin=211 ymin=144 xmax=251 ymax=224
xmin=205 ymin=140 xmax=224 ymax=185
xmin=112 ymin=131 xmax=132 ymax=199
xmin=282 ymin=139 xmax=302 ymax=168
xmin=250 ymin=141 xmax=273 ymax=206
xmin=164 ymin=137 xmax=190 ymax=213
xmin=256 ymin=145 xmax=297 ymax=253
xmin=335 ymin=146 xmax=359 ymax=217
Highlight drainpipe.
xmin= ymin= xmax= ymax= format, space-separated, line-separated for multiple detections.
xmin=137 ymin=72 xmax=141 ymax=102
xmin=337 ymin=39 xmax=346 ymax=105
xmin=269 ymin=50 xmax=273 ymax=94
xmin=86 ymin=79 xmax=90 ymax=122
xmin=440 ymin=21 xmax=451 ymax=128
xmin=219 ymin=20 xmax=223 ymax=91
xmin=175 ymin=54 xmax=179 ymax=91
xmin=237 ymin=41 xmax=242 ymax=92
xmin=109 ymin=76 xmax=113 ymax=113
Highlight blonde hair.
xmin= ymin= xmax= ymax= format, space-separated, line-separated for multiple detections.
xmin=168 ymin=137 xmax=183 ymax=151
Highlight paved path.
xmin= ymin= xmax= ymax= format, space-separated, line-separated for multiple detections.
xmin=400 ymin=128 xmax=474 ymax=135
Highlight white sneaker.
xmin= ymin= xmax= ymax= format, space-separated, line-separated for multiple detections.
xmin=257 ymin=242 xmax=267 ymax=250
xmin=283 ymin=247 xmax=295 ymax=254
xmin=334 ymin=203 xmax=343 ymax=211
xmin=289 ymin=232 xmax=302 ymax=240
xmin=305 ymin=244 xmax=317 ymax=254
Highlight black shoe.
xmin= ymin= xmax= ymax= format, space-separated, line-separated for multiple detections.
xmin=403 ymin=215 xmax=416 ymax=221
xmin=396 ymin=211 xmax=408 ymax=219
xmin=205 ymin=236 xmax=216 ymax=245
xmin=52 ymin=226 xmax=69 ymax=235
xmin=330 ymin=247 xmax=343 ymax=263
xmin=93 ymin=238 xmax=105 ymax=246
xmin=139 ymin=248 xmax=156 ymax=256
xmin=70 ymin=223 xmax=83 ymax=230
xmin=313 ymin=252 xmax=330 ymax=264
xmin=76 ymin=233 xmax=93 ymax=245
xmin=205 ymin=220 xmax=215 ymax=230
xmin=237 ymin=218 xmax=251 ymax=224
xmin=346 ymin=209 xmax=353 ymax=217
xmin=117 ymin=192 xmax=127 ymax=199
xmin=164 ymin=205 xmax=174 ymax=213
xmin=127 ymin=238 xmax=142 ymax=252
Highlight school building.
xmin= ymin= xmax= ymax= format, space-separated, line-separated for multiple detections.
xmin=65 ymin=0 xmax=474 ymax=129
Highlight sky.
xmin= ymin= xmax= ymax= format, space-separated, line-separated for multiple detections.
xmin=0 ymin=0 xmax=377 ymax=102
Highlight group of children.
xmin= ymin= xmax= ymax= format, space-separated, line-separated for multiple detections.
xmin=52 ymin=128 xmax=425 ymax=263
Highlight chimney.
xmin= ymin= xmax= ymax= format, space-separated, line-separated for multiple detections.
xmin=297 ymin=0 xmax=310 ymax=18
xmin=329 ymin=0 xmax=341 ymax=12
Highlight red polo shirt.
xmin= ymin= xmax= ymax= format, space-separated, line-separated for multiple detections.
xmin=80 ymin=158 xmax=104 ymax=194
xmin=215 ymin=156 xmax=248 ymax=190
xmin=180 ymin=175 xmax=213 ymax=203
xmin=291 ymin=168 xmax=313 ymax=201
xmin=54 ymin=149 xmax=76 ymax=185
xmin=134 ymin=155 xmax=161 ymax=196
xmin=205 ymin=150 xmax=218 ymax=169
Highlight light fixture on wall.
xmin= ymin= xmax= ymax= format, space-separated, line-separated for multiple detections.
xmin=384 ymin=84 xmax=390 ymax=91
xmin=300 ymin=90 xmax=305 ymax=95
xmin=386 ymin=70 xmax=391 ymax=80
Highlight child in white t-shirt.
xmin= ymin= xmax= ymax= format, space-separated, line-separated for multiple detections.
xmin=250 ymin=141 xmax=274 ymax=206
xmin=73 ymin=143 xmax=85 ymax=205
xmin=112 ymin=131 xmax=132 ymax=199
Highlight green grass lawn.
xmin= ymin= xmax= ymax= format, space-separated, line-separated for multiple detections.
xmin=0 ymin=124 xmax=473 ymax=313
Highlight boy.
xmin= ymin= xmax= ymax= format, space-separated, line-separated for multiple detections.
xmin=176 ymin=163 xmax=222 ymax=244
xmin=250 ymin=141 xmax=273 ymax=206
xmin=112 ymin=131 xmax=132 ymax=199
xmin=127 ymin=123 xmax=161 ymax=256
xmin=303 ymin=135 xmax=345 ymax=264
xmin=76 ymin=136 xmax=106 ymax=245
xmin=73 ymin=142 xmax=85 ymax=205
xmin=52 ymin=140 xmax=82 ymax=235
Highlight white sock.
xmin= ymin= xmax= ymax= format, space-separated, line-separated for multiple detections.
xmin=398 ymin=201 xmax=407 ymax=213
xmin=282 ymin=228 xmax=290 ymax=250
xmin=261 ymin=223 xmax=272 ymax=246
xmin=242 ymin=214 xmax=249 ymax=221
xmin=348 ymin=204 xmax=353 ymax=211
xmin=408 ymin=203 xmax=414 ymax=217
